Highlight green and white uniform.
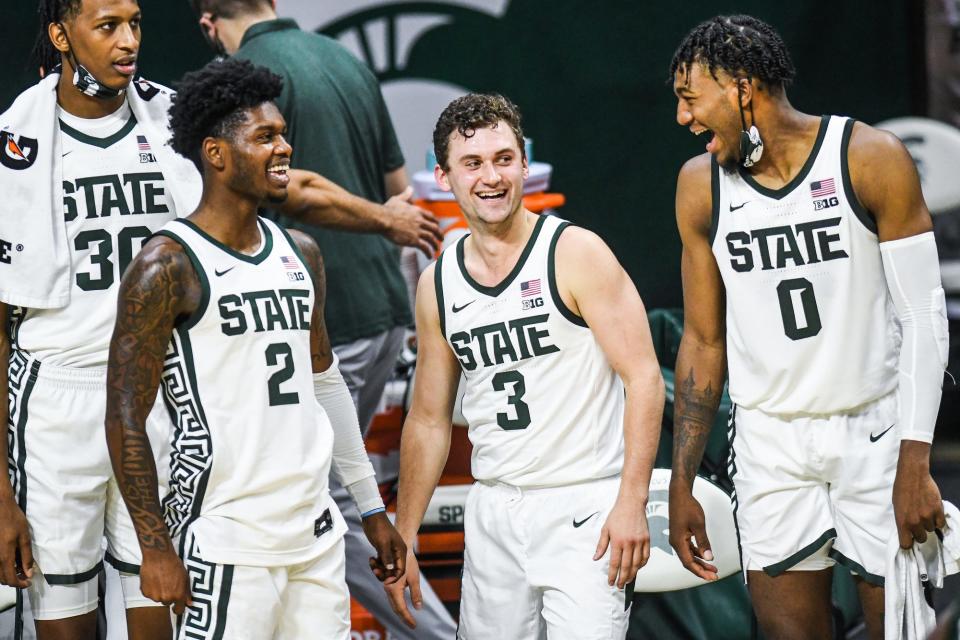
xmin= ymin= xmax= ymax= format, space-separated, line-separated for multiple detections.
xmin=435 ymin=214 xmax=631 ymax=639
xmin=711 ymin=115 xmax=898 ymax=583
xmin=156 ymin=217 xmax=349 ymax=639
xmin=8 ymin=101 xmax=174 ymax=619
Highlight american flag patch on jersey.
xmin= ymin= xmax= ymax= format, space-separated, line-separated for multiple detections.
xmin=280 ymin=255 xmax=301 ymax=270
xmin=810 ymin=178 xmax=836 ymax=198
xmin=520 ymin=279 xmax=541 ymax=297
xmin=136 ymin=135 xmax=151 ymax=152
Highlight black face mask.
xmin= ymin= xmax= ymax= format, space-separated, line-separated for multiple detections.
xmin=737 ymin=81 xmax=763 ymax=168
xmin=59 ymin=25 xmax=125 ymax=100
xmin=199 ymin=16 xmax=229 ymax=59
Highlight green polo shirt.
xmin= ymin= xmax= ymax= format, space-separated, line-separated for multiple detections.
xmin=235 ymin=19 xmax=411 ymax=345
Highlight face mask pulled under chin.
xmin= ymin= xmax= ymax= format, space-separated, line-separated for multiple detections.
xmin=72 ymin=60 xmax=125 ymax=99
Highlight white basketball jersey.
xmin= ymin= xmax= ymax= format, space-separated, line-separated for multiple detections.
xmin=12 ymin=102 xmax=178 ymax=367
xmin=712 ymin=115 xmax=899 ymax=415
xmin=157 ymin=217 xmax=343 ymax=567
xmin=436 ymin=214 xmax=624 ymax=488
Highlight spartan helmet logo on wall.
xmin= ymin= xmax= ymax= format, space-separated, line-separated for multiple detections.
xmin=279 ymin=0 xmax=510 ymax=172
xmin=646 ymin=490 xmax=675 ymax=556
xmin=0 ymin=131 xmax=39 ymax=170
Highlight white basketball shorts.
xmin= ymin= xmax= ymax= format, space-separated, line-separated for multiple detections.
xmin=174 ymin=528 xmax=350 ymax=640
xmin=7 ymin=351 xmax=170 ymax=618
xmin=459 ymin=476 xmax=631 ymax=640
xmin=728 ymin=391 xmax=898 ymax=585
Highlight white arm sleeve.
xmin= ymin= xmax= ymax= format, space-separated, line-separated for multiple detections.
xmin=314 ymin=354 xmax=385 ymax=516
xmin=880 ymin=231 xmax=949 ymax=443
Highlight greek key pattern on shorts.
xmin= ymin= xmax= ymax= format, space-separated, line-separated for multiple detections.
xmin=726 ymin=405 xmax=744 ymax=566
xmin=161 ymin=331 xmax=212 ymax=538
xmin=7 ymin=348 xmax=35 ymax=508
xmin=178 ymin=532 xmax=232 ymax=639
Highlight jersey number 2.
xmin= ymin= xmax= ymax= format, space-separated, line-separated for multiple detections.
xmin=777 ymin=278 xmax=822 ymax=340
xmin=266 ymin=343 xmax=299 ymax=406
xmin=492 ymin=371 xmax=531 ymax=430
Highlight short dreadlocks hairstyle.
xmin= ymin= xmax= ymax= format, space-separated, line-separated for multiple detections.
xmin=168 ymin=58 xmax=283 ymax=171
xmin=669 ymin=15 xmax=796 ymax=92
xmin=433 ymin=93 xmax=525 ymax=170
xmin=32 ymin=0 xmax=85 ymax=73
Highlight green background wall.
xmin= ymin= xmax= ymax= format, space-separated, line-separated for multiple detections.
xmin=1 ymin=1 xmax=922 ymax=309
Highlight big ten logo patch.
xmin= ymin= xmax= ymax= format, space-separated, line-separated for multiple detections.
xmin=287 ymin=271 xmax=306 ymax=282
xmin=814 ymin=196 xmax=839 ymax=211
xmin=522 ymin=297 xmax=544 ymax=311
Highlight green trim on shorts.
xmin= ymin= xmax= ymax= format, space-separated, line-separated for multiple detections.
xmin=762 ymin=528 xmax=837 ymax=577
xmin=105 ymin=551 xmax=140 ymax=575
xmin=213 ymin=564 xmax=235 ymax=638
xmin=828 ymin=548 xmax=885 ymax=586
xmin=44 ymin=560 xmax=103 ymax=585
xmin=624 ymin=579 xmax=635 ymax=611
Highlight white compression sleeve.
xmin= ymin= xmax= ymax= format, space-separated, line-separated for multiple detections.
xmin=314 ymin=354 xmax=384 ymax=515
xmin=880 ymin=231 xmax=949 ymax=443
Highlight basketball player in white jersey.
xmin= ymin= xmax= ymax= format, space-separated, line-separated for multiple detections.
xmin=384 ymin=93 xmax=665 ymax=639
xmin=1 ymin=3 xmax=436 ymax=638
xmin=667 ymin=15 xmax=947 ymax=640
xmin=103 ymin=58 xmax=407 ymax=638
xmin=0 ymin=1 xmax=180 ymax=637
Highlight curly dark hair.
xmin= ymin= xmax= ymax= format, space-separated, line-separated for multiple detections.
xmin=32 ymin=0 xmax=85 ymax=73
xmin=168 ymin=58 xmax=283 ymax=171
xmin=433 ymin=93 xmax=524 ymax=170
xmin=669 ymin=15 xmax=796 ymax=91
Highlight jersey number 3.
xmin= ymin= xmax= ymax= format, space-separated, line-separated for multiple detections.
xmin=492 ymin=371 xmax=531 ymax=430
xmin=777 ymin=278 xmax=822 ymax=340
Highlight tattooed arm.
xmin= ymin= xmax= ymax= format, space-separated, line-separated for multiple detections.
xmin=105 ymin=236 xmax=200 ymax=613
xmin=667 ymin=154 xmax=727 ymax=581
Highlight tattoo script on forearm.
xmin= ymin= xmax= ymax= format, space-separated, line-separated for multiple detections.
xmin=673 ymin=368 xmax=721 ymax=483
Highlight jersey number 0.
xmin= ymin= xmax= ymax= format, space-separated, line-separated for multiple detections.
xmin=776 ymin=278 xmax=823 ymax=340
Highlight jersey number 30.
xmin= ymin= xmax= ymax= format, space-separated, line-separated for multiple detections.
xmin=492 ymin=371 xmax=531 ymax=430
xmin=777 ymin=278 xmax=822 ymax=340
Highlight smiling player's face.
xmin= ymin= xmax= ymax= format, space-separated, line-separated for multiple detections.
xmin=222 ymin=103 xmax=292 ymax=205
xmin=435 ymin=122 xmax=529 ymax=227
xmin=674 ymin=63 xmax=744 ymax=169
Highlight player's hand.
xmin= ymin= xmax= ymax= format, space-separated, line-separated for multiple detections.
xmin=140 ymin=548 xmax=192 ymax=615
xmin=893 ymin=440 xmax=946 ymax=549
xmin=594 ymin=495 xmax=650 ymax=589
xmin=361 ymin=512 xmax=406 ymax=584
xmin=384 ymin=546 xmax=422 ymax=629
xmin=383 ymin=187 xmax=443 ymax=257
xmin=668 ymin=483 xmax=718 ymax=581
xmin=0 ymin=495 xmax=33 ymax=588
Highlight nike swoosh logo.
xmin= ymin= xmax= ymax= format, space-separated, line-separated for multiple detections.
xmin=573 ymin=512 xmax=599 ymax=528
xmin=215 ymin=267 xmax=235 ymax=277
xmin=62 ymin=151 xmax=73 ymax=158
xmin=869 ymin=424 xmax=895 ymax=443
xmin=452 ymin=300 xmax=476 ymax=313
xmin=729 ymin=201 xmax=750 ymax=211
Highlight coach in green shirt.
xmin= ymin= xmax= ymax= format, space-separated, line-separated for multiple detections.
xmin=188 ymin=2 xmax=457 ymax=639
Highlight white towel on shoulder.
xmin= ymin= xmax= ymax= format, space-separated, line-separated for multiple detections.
xmin=0 ymin=73 xmax=200 ymax=308
xmin=884 ymin=500 xmax=960 ymax=640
